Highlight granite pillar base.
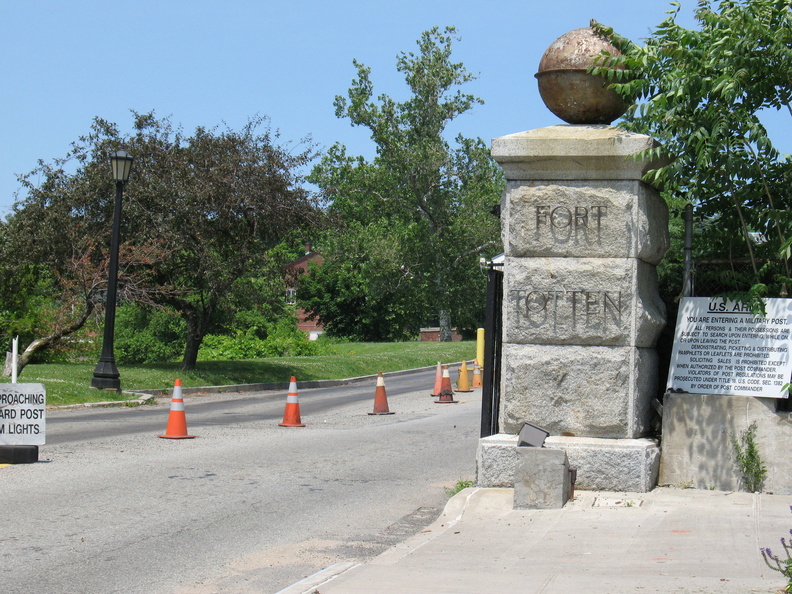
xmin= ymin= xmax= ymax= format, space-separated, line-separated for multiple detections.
xmin=477 ymin=433 xmax=659 ymax=493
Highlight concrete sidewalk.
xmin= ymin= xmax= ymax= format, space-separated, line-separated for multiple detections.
xmin=280 ymin=487 xmax=790 ymax=594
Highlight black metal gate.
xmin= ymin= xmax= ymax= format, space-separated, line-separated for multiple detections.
xmin=480 ymin=263 xmax=503 ymax=438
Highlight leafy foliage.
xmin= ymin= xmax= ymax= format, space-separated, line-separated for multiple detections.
xmin=4 ymin=112 xmax=321 ymax=370
xmin=298 ymin=222 xmax=428 ymax=341
xmin=114 ymin=304 xmax=185 ymax=364
xmin=592 ymin=0 xmax=792 ymax=306
xmin=198 ymin=318 xmax=320 ymax=360
xmin=306 ymin=27 xmax=504 ymax=340
xmin=731 ymin=421 xmax=767 ymax=492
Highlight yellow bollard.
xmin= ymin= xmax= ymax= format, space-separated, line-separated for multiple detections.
xmin=476 ymin=328 xmax=485 ymax=372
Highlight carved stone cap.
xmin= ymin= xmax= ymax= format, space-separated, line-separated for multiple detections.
xmin=491 ymin=125 xmax=667 ymax=183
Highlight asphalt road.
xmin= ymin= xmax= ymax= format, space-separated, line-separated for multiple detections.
xmin=0 ymin=368 xmax=481 ymax=593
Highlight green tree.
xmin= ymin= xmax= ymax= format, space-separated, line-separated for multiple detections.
xmin=298 ymin=222 xmax=428 ymax=341
xmin=4 ymin=112 xmax=320 ymax=372
xmin=592 ymin=0 xmax=792 ymax=306
xmin=0 ymin=220 xmax=45 ymax=351
xmin=0 ymin=171 xmax=167 ymax=374
xmin=307 ymin=26 xmax=504 ymax=340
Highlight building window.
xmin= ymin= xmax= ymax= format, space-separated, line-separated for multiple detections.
xmin=285 ymin=288 xmax=297 ymax=305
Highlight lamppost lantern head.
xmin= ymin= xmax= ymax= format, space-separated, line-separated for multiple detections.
xmin=110 ymin=149 xmax=134 ymax=182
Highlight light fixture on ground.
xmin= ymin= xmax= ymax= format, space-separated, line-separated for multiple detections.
xmin=91 ymin=149 xmax=134 ymax=391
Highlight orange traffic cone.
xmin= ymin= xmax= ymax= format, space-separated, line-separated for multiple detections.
xmin=158 ymin=379 xmax=196 ymax=439
xmin=435 ymin=365 xmax=458 ymax=404
xmin=279 ymin=376 xmax=306 ymax=427
xmin=431 ymin=361 xmax=443 ymax=396
xmin=457 ymin=361 xmax=472 ymax=392
xmin=368 ymin=372 xmax=395 ymax=415
xmin=471 ymin=359 xmax=483 ymax=388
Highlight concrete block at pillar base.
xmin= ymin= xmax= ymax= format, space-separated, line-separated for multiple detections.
xmin=501 ymin=343 xmax=657 ymax=438
xmin=476 ymin=434 xmax=520 ymax=488
xmin=545 ymin=436 xmax=659 ymax=493
xmin=513 ymin=447 xmax=570 ymax=509
xmin=477 ymin=434 xmax=659 ymax=492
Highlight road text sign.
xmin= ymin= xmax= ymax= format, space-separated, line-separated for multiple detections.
xmin=0 ymin=383 xmax=46 ymax=444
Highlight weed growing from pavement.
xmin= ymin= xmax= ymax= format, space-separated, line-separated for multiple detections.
xmin=445 ymin=480 xmax=474 ymax=497
xmin=760 ymin=507 xmax=792 ymax=593
xmin=731 ymin=421 xmax=767 ymax=492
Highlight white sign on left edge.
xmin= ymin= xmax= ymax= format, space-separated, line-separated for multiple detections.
xmin=0 ymin=383 xmax=46 ymax=445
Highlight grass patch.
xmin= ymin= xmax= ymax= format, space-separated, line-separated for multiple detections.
xmin=15 ymin=341 xmax=476 ymax=406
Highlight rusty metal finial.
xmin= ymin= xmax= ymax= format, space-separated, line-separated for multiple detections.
xmin=535 ymin=24 xmax=626 ymax=125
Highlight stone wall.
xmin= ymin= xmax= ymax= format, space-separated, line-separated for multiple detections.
xmin=660 ymin=393 xmax=792 ymax=494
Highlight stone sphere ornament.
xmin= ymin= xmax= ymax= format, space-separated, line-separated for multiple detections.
xmin=535 ymin=24 xmax=626 ymax=125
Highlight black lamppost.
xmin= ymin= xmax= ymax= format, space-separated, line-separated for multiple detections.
xmin=91 ymin=149 xmax=134 ymax=390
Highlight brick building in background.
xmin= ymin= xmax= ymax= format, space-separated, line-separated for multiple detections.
xmin=284 ymin=244 xmax=324 ymax=340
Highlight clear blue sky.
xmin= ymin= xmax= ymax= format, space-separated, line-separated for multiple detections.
xmin=0 ymin=1 xmax=787 ymax=216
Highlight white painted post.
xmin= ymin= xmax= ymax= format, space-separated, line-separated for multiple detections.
xmin=11 ymin=336 xmax=18 ymax=384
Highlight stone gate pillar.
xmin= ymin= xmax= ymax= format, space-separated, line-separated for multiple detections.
xmin=476 ymin=25 xmax=669 ymax=493
xmin=495 ymin=125 xmax=668 ymax=439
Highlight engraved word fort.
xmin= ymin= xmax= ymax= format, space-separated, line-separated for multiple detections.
xmin=533 ymin=204 xmax=608 ymax=243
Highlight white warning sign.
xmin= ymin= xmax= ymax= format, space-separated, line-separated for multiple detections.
xmin=668 ymin=298 xmax=791 ymax=398
xmin=0 ymin=383 xmax=46 ymax=445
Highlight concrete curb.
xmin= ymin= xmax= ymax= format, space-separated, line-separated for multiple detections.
xmin=369 ymin=486 xmax=480 ymax=565
xmin=50 ymin=363 xmax=466 ymax=410
xmin=274 ymin=562 xmax=360 ymax=594
xmin=53 ymin=394 xmax=158 ymax=410
xmin=136 ymin=364 xmax=443 ymax=397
